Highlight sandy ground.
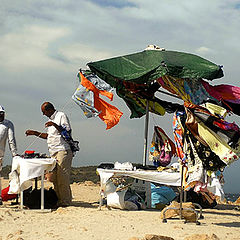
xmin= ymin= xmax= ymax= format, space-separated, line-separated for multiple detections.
xmin=0 ymin=179 xmax=240 ymax=240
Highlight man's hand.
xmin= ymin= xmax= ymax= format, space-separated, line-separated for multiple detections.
xmin=45 ymin=121 xmax=61 ymax=132
xmin=25 ymin=130 xmax=37 ymax=136
xmin=45 ymin=121 xmax=56 ymax=128
xmin=25 ymin=130 xmax=48 ymax=139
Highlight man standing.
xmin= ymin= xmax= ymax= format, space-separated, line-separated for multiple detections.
xmin=25 ymin=102 xmax=73 ymax=207
xmin=0 ymin=105 xmax=18 ymax=204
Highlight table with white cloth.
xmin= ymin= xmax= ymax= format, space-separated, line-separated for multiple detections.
xmin=97 ymin=168 xmax=181 ymax=186
xmin=8 ymin=156 xmax=56 ymax=210
xmin=96 ymin=168 xmax=182 ymax=208
xmin=96 ymin=167 xmax=225 ymax=208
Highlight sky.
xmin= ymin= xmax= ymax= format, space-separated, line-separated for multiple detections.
xmin=1 ymin=0 xmax=240 ymax=193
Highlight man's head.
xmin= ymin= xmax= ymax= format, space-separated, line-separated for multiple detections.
xmin=0 ymin=105 xmax=5 ymax=122
xmin=41 ymin=102 xmax=55 ymax=118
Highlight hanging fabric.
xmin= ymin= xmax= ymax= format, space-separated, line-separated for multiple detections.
xmin=184 ymin=102 xmax=240 ymax=166
xmin=117 ymin=89 xmax=166 ymax=118
xmin=72 ymin=71 xmax=123 ymax=130
xmin=149 ymin=126 xmax=176 ymax=167
xmin=72 ymin=70 xmax=113 ymax=118
xmin=184 ymin=102 xmax=240 ymax=150
xmin=158 ymin=76 xmax=216 ymax=105
xmin=184 ymin=129 xmax=227 ymax=172
xmin=173 ymin=110 xmax=186 ymax=163
xmin=201 ymin=80 xmax=240 ymax=116
xmin=201 ymin=80 xmax=240 ymax=104
xmin=184 ymin=133 xmax=206 ymax=189
xmin=197 ymin=122 xmax=240 ymax=165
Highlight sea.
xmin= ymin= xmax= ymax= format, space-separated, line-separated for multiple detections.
xmin=225 ymin=193 xmax=240 ymax=202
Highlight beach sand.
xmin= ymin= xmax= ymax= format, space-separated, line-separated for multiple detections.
xmin=0 ymin=179 xmax=240 ymax=240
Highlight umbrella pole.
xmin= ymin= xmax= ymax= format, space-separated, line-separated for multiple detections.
xmin=143 ymin=100 xmax=149 ymax=166
xmin=179 ymin=163 xmax=184 ymax=219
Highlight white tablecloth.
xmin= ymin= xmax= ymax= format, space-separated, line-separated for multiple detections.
xmin=97 ymin=168 xmax=182 ymax=186
xmin=97 ymin=168 xmax=225 ymax=199
xmin=9 ymin=156 xmax=56 ymax=194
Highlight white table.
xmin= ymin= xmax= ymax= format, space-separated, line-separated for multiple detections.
xmin=96 ymin=167 xmax=224 ymax=224
xmin=96 ymin=168 xmax=181 ymax=208
xmin=9 ymin=156 xmax=56 ymax=210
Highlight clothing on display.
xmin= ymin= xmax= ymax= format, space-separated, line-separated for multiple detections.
xmin=149 ymin=126 xmax=176 ymax=167
xmin=158 ymin=76 xmax=215 ymax=105
xmin=201 ymin=80 xmax=240 ymax=116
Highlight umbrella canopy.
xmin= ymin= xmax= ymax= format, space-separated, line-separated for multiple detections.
xmin=87 ymin=50 xmax=223 ymax=118
xmin=87 ymin=50 xmax=223 ymax=87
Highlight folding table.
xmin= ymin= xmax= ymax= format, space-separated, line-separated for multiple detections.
xmin=8 ymin=156 xmax=56 ymax=210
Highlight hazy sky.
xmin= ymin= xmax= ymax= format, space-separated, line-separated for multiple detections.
xmin=1 ymin=0 xmax=240 ymax=193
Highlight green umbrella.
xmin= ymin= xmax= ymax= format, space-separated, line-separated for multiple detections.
xmin=87 ymin=49 xmax=224 ymax=165
xmin=88 ymin=49 xmax=224 ymax=217
xmin=87 ymin=50 xmax=223 ymax=118
xmin=87 ymin=50 xmax=223 ymax=86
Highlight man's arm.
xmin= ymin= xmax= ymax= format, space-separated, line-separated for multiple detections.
xmin=25 ymin=130 xmax=48 ymax=139
xmin=45 ymin=121 xmax=62 ymax=133
xmin=45 ymin=112 xmax=71 ymax=133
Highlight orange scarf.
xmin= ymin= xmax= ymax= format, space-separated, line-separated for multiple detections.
xmin=80 ymin=72 xmax=123 ymax=129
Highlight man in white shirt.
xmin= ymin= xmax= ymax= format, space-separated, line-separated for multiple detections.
xmin=25 ymin=102 xmax=73 ymax=207
xmin=0 ymin=105 xmax=17 ymax=204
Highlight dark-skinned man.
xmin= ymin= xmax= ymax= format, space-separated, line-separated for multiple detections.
xmin=25 ymin=102 xmax=73 ymax=207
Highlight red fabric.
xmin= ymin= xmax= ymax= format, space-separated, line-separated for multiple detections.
xmin=1 ymin=186 xmax=17 ymax=201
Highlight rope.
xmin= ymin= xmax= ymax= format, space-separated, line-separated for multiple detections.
xmin=60 ymin=98 xmax=73 ymax=112
xmin=151 ymin=114 xmax=158 ymax=127
xmin=20 ymin=72 xmax=80 ymax=155
xmin=21 ymin=130 xmax=46 ymax=155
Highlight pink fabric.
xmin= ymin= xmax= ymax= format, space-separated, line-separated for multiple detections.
xmin=202 ymin=80 xmax=240 ymax=104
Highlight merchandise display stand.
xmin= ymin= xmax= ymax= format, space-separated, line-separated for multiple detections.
xmin=97 ymin=166 xmax=203 ymax=224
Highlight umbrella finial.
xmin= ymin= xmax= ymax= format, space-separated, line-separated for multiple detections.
xmin=145 ymin=44 xmax=165 ymax=51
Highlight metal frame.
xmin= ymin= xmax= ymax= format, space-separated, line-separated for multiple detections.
xmin=161 ymin=165 xmax=203 ymax=225
xmin=20 ymin=173 xmax=47 ymax=211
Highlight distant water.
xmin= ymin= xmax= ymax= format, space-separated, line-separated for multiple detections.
xmin=225 ymin=193 xmax=240 ymax=202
